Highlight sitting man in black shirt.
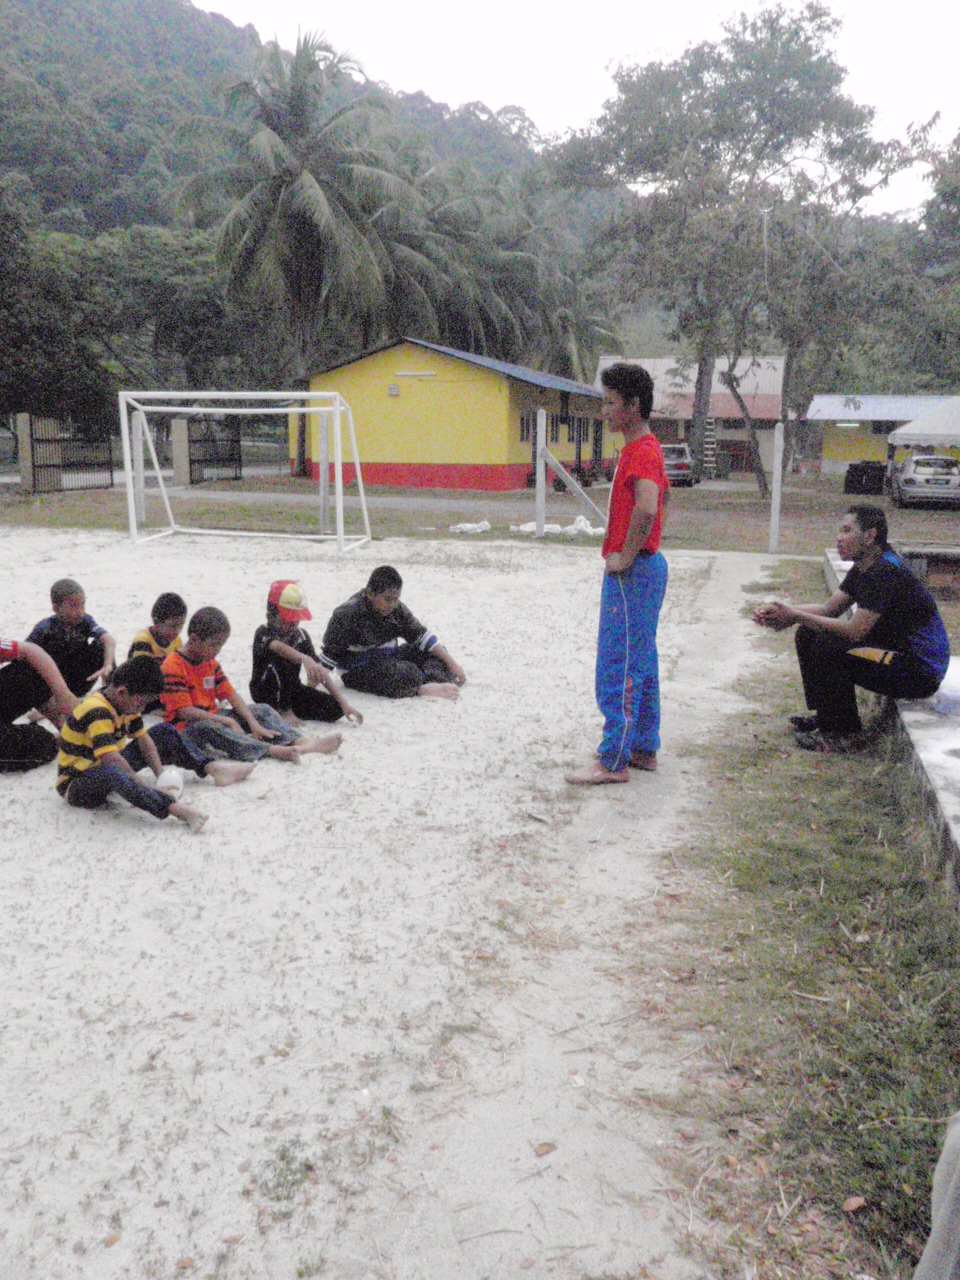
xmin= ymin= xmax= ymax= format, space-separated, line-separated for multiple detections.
xmin=753 ymin=504 xmax=951 ymax=753
xmin=321 ymin=565 xmax=466 ymax=700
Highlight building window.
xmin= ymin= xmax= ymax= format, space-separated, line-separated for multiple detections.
xmin=549 ymin=413 xmax=560 ymax=444
xmin=567 ymin=419 xmax=576 ymax=444
xmin=520 ymin=412 xmax=533 ymax=443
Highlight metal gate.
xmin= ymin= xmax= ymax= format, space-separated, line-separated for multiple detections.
xmin=188 ymin=420 xmax=242 ymax=483
xmin=28 ymin=417 xmax=113 ymax=493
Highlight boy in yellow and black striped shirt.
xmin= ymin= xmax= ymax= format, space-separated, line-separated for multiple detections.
xmin=57 ymin=657 xmax=208 ymax=832
xmin=128 ymin=593 xmax=187 ymax=663
xmin=127 ymin=593 xmax=187 ymax=713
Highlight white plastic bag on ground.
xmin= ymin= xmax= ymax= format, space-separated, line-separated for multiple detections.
xmin=448 ymin=520 xmax=491 ymax=534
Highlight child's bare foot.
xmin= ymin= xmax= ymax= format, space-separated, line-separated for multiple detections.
xmin=170 ymin=801 xmax=209 ymax=833
xmin=293 ymin=733 xmax=342 ymax=756
xmin=282 ymin=710 xmax=305 ymax=727
xmin=269 ymin=744 xmax=301 ymax=763
xmin=418 ymin=682 xmax=459 ymax=700
xmin=205 ymin=760 xmax=257 ymax=787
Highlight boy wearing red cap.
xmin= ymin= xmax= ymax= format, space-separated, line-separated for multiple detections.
xmin=250 ymin=581 xmax=362 ymax=726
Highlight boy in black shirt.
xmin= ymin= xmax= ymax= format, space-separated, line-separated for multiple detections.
xmin=251 ymin=581 xmax=362 ymax=725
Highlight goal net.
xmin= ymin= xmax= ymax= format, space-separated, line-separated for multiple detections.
xmin=118 ymin=390 xmax=372 ymax=551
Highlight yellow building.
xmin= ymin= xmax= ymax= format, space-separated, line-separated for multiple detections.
xmin=807 ymin=395 xmax=959 ymax=474
xmin=292 ymin=339 xmax=604 ymax=490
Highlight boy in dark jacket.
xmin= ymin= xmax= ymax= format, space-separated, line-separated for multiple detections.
xmin=320 ymin=566 xmax=465 ymax=700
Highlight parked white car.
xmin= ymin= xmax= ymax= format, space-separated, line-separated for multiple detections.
xmin=891 ymin=455 xmax=960 ymax=509
xmin=662 ymin=443 xmax=699 ymax=487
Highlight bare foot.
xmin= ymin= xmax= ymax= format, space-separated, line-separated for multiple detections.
xmin=205 ymin=760 xmax=258 ymax=787
xmin=629 ymin=750 xmax=657 ymax=772
xmin=269 ymin=744 xmax=301 ymax=763
xmin=282 ymin=710 xmax=305 ymax=728
xmin=418 ymin=682 xmax=459 ymax=700
xmin=170 ymin=801 xmax=209 ymax=833
xmin=293 ymin=733 xmax=342 ymax=756
xmin=566 ymin=760 xmax=630 ymax=785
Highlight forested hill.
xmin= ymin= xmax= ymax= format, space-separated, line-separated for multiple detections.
xmin=0 ymin=0 xmax=546 ymax=235
xmin=0 ymin=0 xmax=259 ymax=230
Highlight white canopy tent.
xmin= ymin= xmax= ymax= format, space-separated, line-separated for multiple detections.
xmin=888 ymin=397 xmax=960 ymax=448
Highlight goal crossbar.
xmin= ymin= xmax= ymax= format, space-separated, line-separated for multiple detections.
xmin=118 ymin=390 xmax=372 ymax=552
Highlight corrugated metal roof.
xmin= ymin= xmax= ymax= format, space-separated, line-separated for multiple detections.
xmin=404 ymin=339 xmax=600 ymax=397
xmin=315 ymin=338 xmax=600 ymax=399
xmin=595 ymin=355 xmax=783 ymax=420
xmin=807 ymin=394 xmax=957 ymax=422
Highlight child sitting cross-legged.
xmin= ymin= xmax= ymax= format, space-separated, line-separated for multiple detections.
xmin=56 ymin=657 xmax=210 ymax=833
xmin=162 ymin=606 xmax=341 ymax=763
xmin=250 ymin=581 xmax=362 ymax=727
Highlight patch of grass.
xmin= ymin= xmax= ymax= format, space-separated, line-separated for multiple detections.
xmin=260 ymin=1141 xmax=317 ymax=1204
xmin=655 ymin=563 xmax=960 ymax=1277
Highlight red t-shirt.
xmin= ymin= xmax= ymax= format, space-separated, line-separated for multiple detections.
xmin=0 ymin=638 xmax=20 ymax=663
xmin=602 ymin=434 xmax=668 ymax=558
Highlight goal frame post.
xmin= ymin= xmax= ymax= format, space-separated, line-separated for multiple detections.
xmin=118 ymin=390 xmax=371 ymax=552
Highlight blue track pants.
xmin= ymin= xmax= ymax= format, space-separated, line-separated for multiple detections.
xmin=595 ymin=552 xmax=668 ymax=771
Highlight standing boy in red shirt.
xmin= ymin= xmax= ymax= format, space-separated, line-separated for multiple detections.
xmin=567 ymin=363 xmax=669 ymax=784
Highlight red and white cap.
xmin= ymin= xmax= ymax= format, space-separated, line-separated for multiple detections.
xmin=268 ymin=580 xmax=312 ymax=622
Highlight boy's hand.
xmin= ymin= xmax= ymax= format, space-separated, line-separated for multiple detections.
xmin=249 ymin=722 xmax=280 ymax=742
xmin=446 ymin=660 xmax=467 ymax=686
xmin=87 ymin=660 xmax=115 ymax=685
xmin=343 ymin=705 xmax=363 ymax=725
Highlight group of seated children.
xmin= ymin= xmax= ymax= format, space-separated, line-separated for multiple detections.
xmin=0 ymin=566 xmax=466 ymax=833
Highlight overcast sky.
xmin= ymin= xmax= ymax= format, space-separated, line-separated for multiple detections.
xmin=204 ymin=0 xmax=959 ymax=218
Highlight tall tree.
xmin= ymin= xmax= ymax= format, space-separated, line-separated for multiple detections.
xmin=554 ymin=3 xmax=904 ymax=493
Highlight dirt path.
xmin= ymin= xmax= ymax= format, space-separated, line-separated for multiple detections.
xmin=0 ymin=534 xmax=774 ymax=1279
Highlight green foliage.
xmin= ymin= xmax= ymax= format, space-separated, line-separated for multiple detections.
xmin=0 ymin=188 xmax=115 ymax=422
xmin=204 ymin=34 xmax=613 ymax=387
xmin=0 ymin=0 xmax=259 ymax=232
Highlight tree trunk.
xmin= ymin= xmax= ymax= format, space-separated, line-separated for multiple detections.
xmin=690 ymin=353 xmax=714 ymax=474
xmin=722 ymin=372 xmax=769 ymax=499
xmin=779 ymin=340 xmax=803 ymax=477
xmin=293 ymin=338 xmax=310 ymax=477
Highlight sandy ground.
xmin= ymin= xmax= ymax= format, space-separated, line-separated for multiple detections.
xmin=0 ymin=528 xmax=778 ymax=1280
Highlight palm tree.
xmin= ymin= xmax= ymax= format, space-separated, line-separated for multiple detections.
xmin=212 ymin=34 xmax=412 ymax=470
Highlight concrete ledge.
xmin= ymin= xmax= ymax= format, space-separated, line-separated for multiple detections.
xmin=821 ymin=549 xmax=960 ymax=879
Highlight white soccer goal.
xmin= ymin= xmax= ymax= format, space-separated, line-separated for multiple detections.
xmin=118 ymin=390 xmax=371 ymax=551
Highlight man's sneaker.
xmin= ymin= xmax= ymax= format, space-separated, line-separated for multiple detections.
xmin=789 ymin=713 xmax=819 ymax=732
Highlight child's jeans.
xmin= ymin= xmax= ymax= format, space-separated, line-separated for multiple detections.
xmin=181 ymin=704 xmax=299 ymax=762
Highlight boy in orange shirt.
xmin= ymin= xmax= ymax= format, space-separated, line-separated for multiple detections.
xmin=161 ymin=606 xmax=341 ymax=763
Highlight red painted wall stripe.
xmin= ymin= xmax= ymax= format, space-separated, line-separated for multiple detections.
xmin=292 ymin=460 xmax=618 ymax=491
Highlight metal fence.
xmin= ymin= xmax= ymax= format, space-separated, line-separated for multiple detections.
xmin=188 ymin=420 xmax=242 ymax=484
xmin=28 ymin=417 xmax=114 ymax=493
